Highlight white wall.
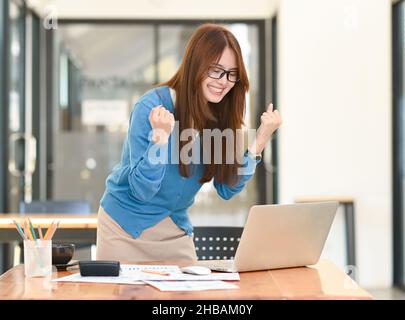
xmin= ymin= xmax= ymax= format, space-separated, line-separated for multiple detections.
xmin=278 ymin=0 xmax=392 ymax=288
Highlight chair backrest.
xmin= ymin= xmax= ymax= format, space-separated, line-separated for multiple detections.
xmin=19 ymin=200 xmax=92 ymax=215
xmin=193 ymin=226 xmax=243 ymax=260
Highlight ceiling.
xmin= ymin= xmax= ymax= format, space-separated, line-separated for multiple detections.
xmin=58 ymin=24 xmax=194 ymax=79
xmin=27 ymin=0 xmax=279 ymax=19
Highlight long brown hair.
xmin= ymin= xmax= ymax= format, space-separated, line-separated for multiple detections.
xmin=162 ymin=23 xmax=249 ymax=186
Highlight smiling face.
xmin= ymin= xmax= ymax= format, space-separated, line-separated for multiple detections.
xmin=201 ymin=47 xmax=238 ymax=103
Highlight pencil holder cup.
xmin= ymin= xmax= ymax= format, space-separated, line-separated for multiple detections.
xmin=23 ymin=240 xmax=52 ymax=278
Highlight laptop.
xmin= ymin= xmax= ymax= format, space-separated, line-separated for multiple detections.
xmin=197 ymin=201 xmax=338 ymax=272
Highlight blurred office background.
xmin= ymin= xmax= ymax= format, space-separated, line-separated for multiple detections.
xmin=0 ymin=0 xmax=404 ymax=298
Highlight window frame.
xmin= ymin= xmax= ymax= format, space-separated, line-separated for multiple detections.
xmin=393 ymin=0 xmax=405 ymax=289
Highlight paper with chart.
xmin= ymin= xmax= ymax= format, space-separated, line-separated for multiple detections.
xmin=53 ymin=264 xmax=240 ymax=285
xmin=144 ymin=280 xmax=239 ymax=291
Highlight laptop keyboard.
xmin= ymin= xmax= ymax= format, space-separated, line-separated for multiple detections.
xmin=198 ymin=259 xmax=235 ymax=271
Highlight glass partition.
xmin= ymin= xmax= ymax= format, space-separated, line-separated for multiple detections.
xmin=52 ymin=24 xmax=156 ymax=210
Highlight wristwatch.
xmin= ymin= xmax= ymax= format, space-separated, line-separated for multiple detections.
xmin=246 ymin=149 xmax=262 ymax=161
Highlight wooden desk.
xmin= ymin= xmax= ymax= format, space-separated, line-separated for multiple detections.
xmin=0 ymin=260 xmax=372 ymax=300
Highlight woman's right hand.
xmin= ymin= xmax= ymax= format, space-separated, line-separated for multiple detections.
xmin=149 ymin=105 xmax=175 ymax=145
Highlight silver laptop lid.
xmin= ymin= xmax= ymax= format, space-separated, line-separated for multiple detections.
xmin=233 ymin=201 xmax=338 ymax=272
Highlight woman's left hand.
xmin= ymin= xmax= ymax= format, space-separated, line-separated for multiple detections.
xmin=250 ymin=103 xmax=282 ymax=154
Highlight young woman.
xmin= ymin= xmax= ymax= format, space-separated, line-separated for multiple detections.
xmin=96 ymin=23 xmax=282 ymax=263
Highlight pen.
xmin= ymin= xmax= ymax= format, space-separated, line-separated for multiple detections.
xmin=141 ymin=269 xmax=171 ymax=276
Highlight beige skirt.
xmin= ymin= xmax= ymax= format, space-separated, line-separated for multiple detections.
xmin=96 ymin=206 xmax=197 ymax=263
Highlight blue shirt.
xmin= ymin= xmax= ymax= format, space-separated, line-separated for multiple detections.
xmin=100 ymin=86 xmax=260 ymax=238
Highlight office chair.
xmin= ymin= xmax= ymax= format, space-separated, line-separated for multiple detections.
xmin=18 ymin=200 xmax=94 ymax=263
xmin=192 ymin=226 xmax=243 ymax=260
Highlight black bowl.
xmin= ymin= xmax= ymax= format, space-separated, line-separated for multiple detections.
xmin=52 ymin=243 xmax=75 ymax=265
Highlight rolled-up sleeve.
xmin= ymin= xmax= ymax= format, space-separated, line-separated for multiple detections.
xmin=127 ymin=102 xmax=168 ymax=202
xmin=213 ymin=153 xmax=261 ymax=200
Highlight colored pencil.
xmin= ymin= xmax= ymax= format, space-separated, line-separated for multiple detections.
xmin=12 ymin=220 xmax=26 ymax=240
xmin=43 ymin=220 xmax=55 ymax=240
xmin=24 ymin=220 xmax=34 ymax=241
xmin=47 ymin=220 xmax=60 ymax=240
xmin=28 ymin=218 xmax=37 ymax=241
xmin=38 ymin=225 xmax=43 ymax=240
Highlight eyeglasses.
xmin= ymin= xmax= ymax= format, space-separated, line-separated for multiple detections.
xmin=207 ymin=66 xmax=240 ymax=83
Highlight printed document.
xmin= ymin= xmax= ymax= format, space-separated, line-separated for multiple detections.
xmin=53 ymin=264 xmax=240 ymax=285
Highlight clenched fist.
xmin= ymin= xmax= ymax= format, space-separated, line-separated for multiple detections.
xmin=149 ymin=105 xmax=175 ymax=145
xmin=250 ymin=103 xmax=282 ymax=154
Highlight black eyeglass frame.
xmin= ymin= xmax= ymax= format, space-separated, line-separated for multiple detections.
xmin=207 ymin=66 xmax=240 ymax=83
